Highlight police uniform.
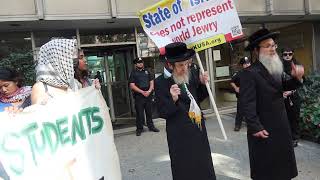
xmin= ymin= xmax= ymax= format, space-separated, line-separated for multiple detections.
xmin=231 ymin=69 xmax=244 ymax=128
xmin=231 ymin=57 xmax=250 ymax=130
xmin=129 ymin=58 xmax=158 ymax=135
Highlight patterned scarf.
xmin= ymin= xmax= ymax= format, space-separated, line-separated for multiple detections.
xmin=183 ymin=83 xmax=202 ymax=129
xmin=0 ymin=86 xmax=32 ymax=103
xmin=36 ymin=39 xmax=78 ymax=90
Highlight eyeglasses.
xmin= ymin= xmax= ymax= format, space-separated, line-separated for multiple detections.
xmin=259 ymin=44 xmax=278 ymax=49
xmin=283 ymin=52 xmax=293 ymax=56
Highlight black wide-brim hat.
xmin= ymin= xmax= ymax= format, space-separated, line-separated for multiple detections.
xmin=245 ymin=28 xmax=280 ymax=51
xmin=165 ymin=42 xmax=195 ymax=63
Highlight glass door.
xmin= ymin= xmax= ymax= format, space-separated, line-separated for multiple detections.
xmin=107 ymin=48 xmax=133 ymax=119
xmin=84 ymin=47 xmax=134 ymax=122
xmin=85 ymin=52 xmax=114 ymax=119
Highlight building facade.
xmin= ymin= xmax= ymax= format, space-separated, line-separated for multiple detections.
xmin=0 ymin=0 xmax=319 ymax=122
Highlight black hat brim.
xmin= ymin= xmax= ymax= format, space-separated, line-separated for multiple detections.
xmin=245 ymin=31 xmax=280 ymax=51
xmin=166 ymin=49 xmax=195 ymax=63
xmin=134 ymin=60 xmax=143 ymax=64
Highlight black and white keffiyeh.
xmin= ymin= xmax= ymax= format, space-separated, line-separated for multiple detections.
xmin=36 ymin=39 xmax=78 ymax=90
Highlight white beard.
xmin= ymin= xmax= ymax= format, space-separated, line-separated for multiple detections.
xmin=259 ymin=53 xmax=283 ymax=82
xmin=172 ymin=70 xmax=190 ymax=85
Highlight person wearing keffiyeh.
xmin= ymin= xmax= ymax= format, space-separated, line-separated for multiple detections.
xmin=155 ymin=42 xmax=216 ymax=180
xmin=31 ymin=39 xmax=81 ymax=105
xmin=0 ymin=67 xmax=31 ymax=112
xmin=31 ymin=39 xmax=101 ymax=105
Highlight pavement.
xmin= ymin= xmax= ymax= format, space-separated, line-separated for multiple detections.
xmin=114 ymin=113 xmax=320 ymax=180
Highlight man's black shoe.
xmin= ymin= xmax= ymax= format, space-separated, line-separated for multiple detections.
xmin=149 ymin=127 xmax=160 ymax=132
xmin=293 ymin=140 xmax=298 ymax=147
xmin=234 ymin=126 xmax=241 ymax=132
xmin=136 ymin=130 xmax=143 ymax=136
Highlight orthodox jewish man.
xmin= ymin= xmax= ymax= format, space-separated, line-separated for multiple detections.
xmin=155 ymin=42 xmax=216 ymax=180
xmin=240 ymin=29 xmax=304 ymax=180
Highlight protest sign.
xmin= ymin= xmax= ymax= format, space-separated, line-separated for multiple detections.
xmin=139 ymin=0 xmax=243 ymax=52
xmin=0 ymin=87 xmax=121 ymax=180
xmin=139 ymin=0 xmax=244 ymax=140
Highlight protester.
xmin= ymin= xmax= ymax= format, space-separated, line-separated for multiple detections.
xmin=230 ymin=57 xmax=251 ymax=131
xmin=0 ymin=67 xmax=33 ymax=180
xmin=31 ymin=39 xmax=99 ymax=105
xmin=0 ymin=67 xmax=31 ymax=112
xmin=155 ymin=42 xmax=216 ymax=180
xmin=129 ymin=57 xmax=159 ymax=136
xmin=75 ymin=49 xmax=100 ymax=88
xmin=282 ymin=47 xmax=302 ymax=147
xmin=241 ymin=29 xmax=304 ymax=180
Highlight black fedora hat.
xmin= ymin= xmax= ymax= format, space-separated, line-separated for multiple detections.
xmin=245 ymin=28 xmax=280 ymax=51
xmin=165 ymin=42 xmax=195 ymax=63
xmin=133 ymin=57 xmax=143 ymax=64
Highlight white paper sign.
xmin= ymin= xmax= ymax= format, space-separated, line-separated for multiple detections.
xmin=0 ymin=87 xmax=122 ymax=180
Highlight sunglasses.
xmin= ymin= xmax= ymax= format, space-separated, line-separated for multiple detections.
xmin=283 ymin=53 xmax=293 ymax=56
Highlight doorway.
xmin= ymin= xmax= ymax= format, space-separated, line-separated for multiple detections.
xmin=83 ymin=46 xmax=135 ymax=122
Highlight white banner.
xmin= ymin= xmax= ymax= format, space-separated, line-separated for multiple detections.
xmin=0 ymin=87 xmax=121 ymax=180
xmin=139 ymin=0 xmax=243 ymax=52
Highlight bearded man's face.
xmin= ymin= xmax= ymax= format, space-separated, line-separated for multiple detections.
xmin=257 ymin=38 xmax=283 ymax=82
xmin=170 ymin=59 xmax=190 ymax=85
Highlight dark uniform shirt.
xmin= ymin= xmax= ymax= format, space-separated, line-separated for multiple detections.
xmin=231 ymin=70 xmax=244 ymax=97
xmin=129 ymin=69 xmax=154 ymax=95
xmin=231 ymin=70 xmax=242 ymax=87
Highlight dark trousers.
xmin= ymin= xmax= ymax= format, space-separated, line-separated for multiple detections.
xmin=135 ymin=95 xmax=154 ymax=131
xmin=284 ymin=95 xmax=300 ymax=140
xmin=235 ymin=98 xmax=244 ymax=127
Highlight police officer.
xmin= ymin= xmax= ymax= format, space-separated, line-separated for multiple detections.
xmin=129 ymin=57 xmax=159 ymax=136
xmin=230 ymin=57 xmax=251 ymax=131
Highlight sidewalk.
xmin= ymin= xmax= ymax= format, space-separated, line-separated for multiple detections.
xmin=114 ymin=113 xmax=320 ymax=180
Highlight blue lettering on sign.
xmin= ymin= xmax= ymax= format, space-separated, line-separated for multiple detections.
xmin=142 ymin=0 xmax=183 ymax=29
xmin=190 ymin=0 xmax=210 ymax=7
xmin=142 ymin=7 xmax=171 ymax=28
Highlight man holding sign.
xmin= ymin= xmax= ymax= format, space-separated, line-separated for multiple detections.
xmin=155 ymin=42 xmax=216 ymax=180
xmin=139 ymin=0 xmax=243 ymax=141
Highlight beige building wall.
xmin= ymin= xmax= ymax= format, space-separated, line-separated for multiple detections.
xmin=116 ymin=0 xmax=160 ymax=17
xmin=0 ymin=0 xmax=36 ymax=15
xmin=44 ymin=0 xmax=111 ymax=19
xmin=308 ymin=0 xmax=320 ymax=14
xmin=273 ymin=0 xmax=305 ymax=14
xmin=234 ymin=0 xmax=267 ymax=15
xmin=0 ymin=0 xmax=320 ymax=21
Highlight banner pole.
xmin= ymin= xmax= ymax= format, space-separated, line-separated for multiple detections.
xmin=195 ymin=52 xmax=227 ymax=140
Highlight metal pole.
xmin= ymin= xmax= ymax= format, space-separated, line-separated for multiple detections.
xmin=195 ymin=52 xmax=227 ymax=140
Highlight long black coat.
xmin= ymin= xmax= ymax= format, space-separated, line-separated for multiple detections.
xmin=240 ymin=61 xmax=300 ymax=180
xmin=155 ymin=73 xmax=216 ymax=180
